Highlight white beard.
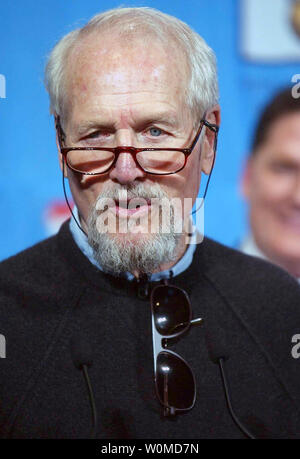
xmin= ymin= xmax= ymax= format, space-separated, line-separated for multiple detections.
xmin=87 ymin=182 xmax=183 ymax=275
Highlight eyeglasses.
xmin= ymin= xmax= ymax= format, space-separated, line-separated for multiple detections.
xmin=55 ymin=115 xmax=218 ymax=176
xmin=151 ymin=279 xmax=203 ymax=416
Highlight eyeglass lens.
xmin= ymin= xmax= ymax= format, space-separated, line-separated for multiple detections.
xmin=156 ymin=351 xmax=195 ymax=410
xmin=66 ymin=149 xmax=186 ymax=174
xmin=152 ymin=286 xmax=191 ymax=336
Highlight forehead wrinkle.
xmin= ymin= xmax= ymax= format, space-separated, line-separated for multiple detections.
xmin=74 ymin=107 xmax=181 ymax=134
xmin=68 ymin=72 xmax=185 ymax=119
xmin=70 ymin=89 xmax=184 ymax=125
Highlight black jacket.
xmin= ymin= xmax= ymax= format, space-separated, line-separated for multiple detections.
xmin=0 ymin=221 xmax=299 ymax=438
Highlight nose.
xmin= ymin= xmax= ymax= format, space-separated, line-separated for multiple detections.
xmin=109 ymin=149 xmax=146 ymax=185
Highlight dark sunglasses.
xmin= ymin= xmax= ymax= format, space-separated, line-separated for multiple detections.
xmin=151 ymin=280 xmax=203 ymax=416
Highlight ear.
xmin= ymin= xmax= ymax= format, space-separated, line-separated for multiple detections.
xmin=201 ymin=104 xmax=221 ymax=175
xmin=54 ymin=112 xmax=68 ymax=178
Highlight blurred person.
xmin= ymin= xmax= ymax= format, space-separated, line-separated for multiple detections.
xmin=241 ymin=88 xmax=300 ymax=279
xmin=0 ymin=8 xmax=300 ymax=440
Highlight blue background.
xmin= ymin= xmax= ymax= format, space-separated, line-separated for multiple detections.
xmin=1 ymin=0 xmax=299 ymax=260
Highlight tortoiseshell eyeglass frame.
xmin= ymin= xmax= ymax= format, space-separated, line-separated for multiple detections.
xmin=54 ymin=114 xmax=219 ymax=176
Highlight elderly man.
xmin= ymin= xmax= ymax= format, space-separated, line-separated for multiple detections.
xmin=241 ymin=88 xmax=300 ymax=280
xmin=0 ymin=8 xmax=300 ymax=440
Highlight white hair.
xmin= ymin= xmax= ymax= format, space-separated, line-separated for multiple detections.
xmin=44 ymin=7 xmax=219 ymax=123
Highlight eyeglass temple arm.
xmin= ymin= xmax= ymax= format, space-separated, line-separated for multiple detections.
xmin=163 ymin=317 xmax=204 ymax=339
xmin=54 ymin=115 xmax=66 ymax=149
xmin=189 ymin=118 xmax=219 ymax=152
xmin=191 ymin=317 xmax=204 ymax=326
xmin=203 ymin=119 xmax=219 ymax=133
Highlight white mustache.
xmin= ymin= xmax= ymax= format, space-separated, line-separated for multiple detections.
xmin=94 ymin=183 xmax=169 ymax=209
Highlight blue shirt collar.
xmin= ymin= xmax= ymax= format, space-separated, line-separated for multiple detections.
xmin=69 ymin=206 xmax=198 ymax=281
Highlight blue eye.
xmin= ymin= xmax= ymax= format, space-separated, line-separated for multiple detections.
xmin=88 ymin=131 xmax=101 ymax=138
xmin=149 ymin=127 xmax=162 ymax=137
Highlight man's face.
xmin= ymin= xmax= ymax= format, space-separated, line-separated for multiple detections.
xmin=58 ymin=33 xmax=218 ymax=273
xmin=242 ymin=112 xmax=300 ymax=275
